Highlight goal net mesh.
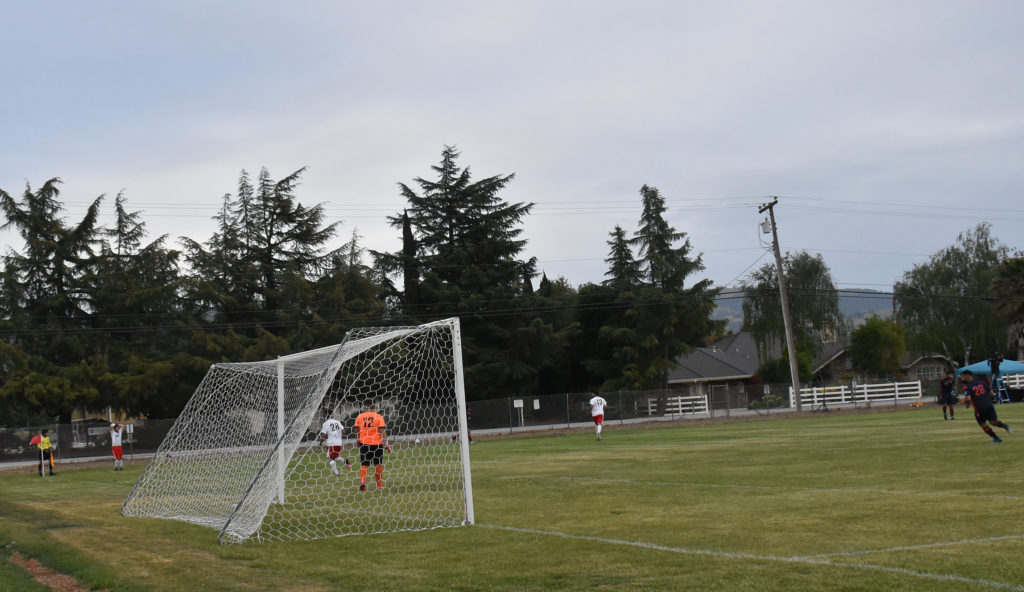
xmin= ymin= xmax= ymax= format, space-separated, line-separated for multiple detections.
xmin=121 ymin=318 xmax=472 ymax=544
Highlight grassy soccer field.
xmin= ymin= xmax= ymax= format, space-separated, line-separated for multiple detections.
xmin=2 ymin=406 xmax=1024 ymax=591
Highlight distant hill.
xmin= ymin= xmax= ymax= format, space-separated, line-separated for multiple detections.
xmin=712 ymin=288 xmax=893 ymax=332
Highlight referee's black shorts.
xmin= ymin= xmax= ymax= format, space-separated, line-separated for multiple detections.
xmin=359 ymin=443 xmax=384 ymax=466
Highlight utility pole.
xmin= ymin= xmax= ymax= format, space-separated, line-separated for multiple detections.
xmin=759 ymin=197 xmax=802 ymax=411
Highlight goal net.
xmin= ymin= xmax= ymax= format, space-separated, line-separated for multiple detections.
xmin=121 ymin=317 xmax=473 ymax=544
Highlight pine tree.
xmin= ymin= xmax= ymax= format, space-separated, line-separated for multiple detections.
xmin=182 ymin=167 xmax=338 ymax=334
xmin=0 ymin=179 xmax=104 ymax=423
xmin=599 ymin=185 xmax=716 ymax=393
xmin=603 ymin=225 xmax=643 ymax=290
xmin=84 ymin=192 xmax=194 ymax=418
xmin=376 ymin=146 xmax=537 ymax=398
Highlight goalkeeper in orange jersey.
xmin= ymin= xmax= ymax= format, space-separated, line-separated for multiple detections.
xmin=354 ymin=403 xmax=390 ymax=490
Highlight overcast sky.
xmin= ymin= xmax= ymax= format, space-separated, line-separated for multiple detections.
xmin=3 ymin=1 xmax=1022 ymax=294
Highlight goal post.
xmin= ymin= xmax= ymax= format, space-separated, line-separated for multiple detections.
xmin=121 ymin=317 xmax=473 ymax=544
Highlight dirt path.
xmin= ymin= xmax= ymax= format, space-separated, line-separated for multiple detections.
xmin=8 ymin=552 xmax=108 ymax=592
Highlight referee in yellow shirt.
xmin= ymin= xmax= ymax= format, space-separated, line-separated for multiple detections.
xmin=36 ymin=429 xmax=55 ymax=476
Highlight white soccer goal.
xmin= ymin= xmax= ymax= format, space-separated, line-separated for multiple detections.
xmin=121 ymin=318 xmax=473 ymax=544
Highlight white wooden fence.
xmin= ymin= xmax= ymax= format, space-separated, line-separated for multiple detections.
xmin=789 ymin=381 xmax=923 ymax=409
xmin=641 ymin=394 xmax=709 ymax=416
xmin=1002 ymin=374 xmax=1024 ymax=389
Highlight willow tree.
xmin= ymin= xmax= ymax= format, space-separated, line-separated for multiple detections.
xmin=742 ymin=250 xmax=842 ymax=363
xmin=894 ymin=223 xmax=1006 ymax=366
xmin=991 ymin=256 xmax=1024 ymax=361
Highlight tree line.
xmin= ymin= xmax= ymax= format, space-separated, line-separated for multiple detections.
xmin=0 ymin=147 xmax=720 ymax=425
xmin=2 ymin=146 xmax=1020 ymax=426
xmin=740 ymin=222 xmax=1023 ymax=380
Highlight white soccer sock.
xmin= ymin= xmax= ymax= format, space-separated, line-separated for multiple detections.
xmin=329 ymin=459 xmax=338 ymax=475
xmin=597 ymin=425 xmax=602 ymax=435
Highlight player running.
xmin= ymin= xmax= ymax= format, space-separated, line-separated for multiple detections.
xmin=354 ymin=403 xmax=391 ymax=490
xmin=589 ymin=391 xmax=608 ymax=441
xmin=317 ymin=417 xmax=350 ymax=477
xmin=960 ymin=369 xmax=1011 ymax=443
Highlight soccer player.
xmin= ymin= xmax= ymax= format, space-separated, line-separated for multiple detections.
xmin=938 ymin=370 xmax=957 ymax=420
xmin=960 ymin=369 xmax=1012 ymax=443
xmin=35 ymin=429 xmax=55 ymax=476
xmin=354 ymin=403 xmax=390 ymax=491
xmin=110 ymin=423 xmax=125 ymax=471
xmin=589 ymin=391 xmax=608 ymax=441
xmin=316 ymin=417 xmax=350 ymax=477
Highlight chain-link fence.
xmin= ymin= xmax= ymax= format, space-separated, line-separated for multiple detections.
xmin=0 ymin=418 xmax=177 ymax=466
xmin=466 ymin=384 xmax=793 ymax=435
xmin=11 ymin=377 xmax=1015 ymax=466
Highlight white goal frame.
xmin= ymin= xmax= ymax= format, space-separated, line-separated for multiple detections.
xmin=121 ymin=317 xmax=473 ymax=544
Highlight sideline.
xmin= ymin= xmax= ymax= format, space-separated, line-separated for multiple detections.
xmin=478 ymin=523 xmax=1024 ymax=591
xmin=0 ymin=452 xmax=154 ymax=472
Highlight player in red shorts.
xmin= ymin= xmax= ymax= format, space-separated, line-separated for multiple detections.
xmin=110 ymin=423 xmax=124 ymax=471
xmin=589 ymin=391 xmax=608 ymax=441
xmin=317 ymin=417 xmax=350 ymax=476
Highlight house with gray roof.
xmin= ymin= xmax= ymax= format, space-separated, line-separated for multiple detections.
xmin=668 ymin=330 xmax=951 ymax=405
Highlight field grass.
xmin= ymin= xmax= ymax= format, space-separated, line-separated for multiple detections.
xmin=2 ymin=405 xmax=1024 ymax=591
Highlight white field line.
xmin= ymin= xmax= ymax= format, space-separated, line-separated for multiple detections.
xmin=795 ymin=533 xmax=1024 ymax=559
xmin=571 ymin=476 xmax=1024 ymax=501
xmin=478 ymin=524 xmax=1024 ymax=591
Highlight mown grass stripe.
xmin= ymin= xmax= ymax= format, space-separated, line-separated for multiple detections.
xmin=480 ymin=523 xmax=1024 ymax=591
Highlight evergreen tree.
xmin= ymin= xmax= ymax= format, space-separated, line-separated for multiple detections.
xmin=181 ymin=167 xmax=338 ymax=335
xmin=600 ymin=185 xmax=717 ymax=393
xmin=375 ymin=146 xmax=537 ymax=399
xmin=85 ymin=192 xmax=195 ymax=418
xmin=180 ymin=193 xmax=258 ymax=324
xmin=603 ymin=225 xmax=643 ymax=290
xmin=0 ymin=179 xmax=104 ymax=423
xmin=305 ymin=230 xmax=388 ymax=350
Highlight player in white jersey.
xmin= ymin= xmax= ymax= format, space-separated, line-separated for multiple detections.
xmin=110 ymin=423 xmax=124 ymax=471
xmin=317 ymin=418 xmax=350 ymax=476
xmin=589 ymin=392 xmax=608 ymax=441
